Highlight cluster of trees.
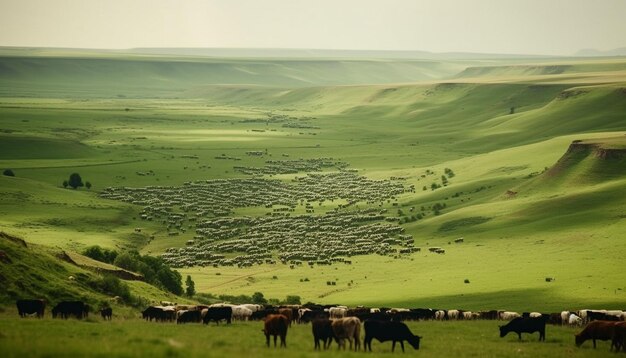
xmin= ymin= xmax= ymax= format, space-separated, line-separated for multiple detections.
xmin=87 ymin=274 xmax=133 ymax=304
xmin=62 ymin=173 xmax=91 ymax=189
xmin=82 ymin=245 xmax=183 ymax=295
xmin=3 ymin=169 xmax=15 ymax=177
xmin=195 ymin=291 xmax=301 ymax=306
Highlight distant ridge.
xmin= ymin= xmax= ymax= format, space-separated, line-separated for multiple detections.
xmin=0 ymin=46 xmax=551 ymax=60
xmin=575 ymin=47 xmax=626 ymax=57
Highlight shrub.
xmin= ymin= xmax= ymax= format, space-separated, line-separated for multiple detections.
xmin=3 ymin=169 xmax=15 ymax=177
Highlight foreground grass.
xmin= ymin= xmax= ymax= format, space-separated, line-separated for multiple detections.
xmin=0 ymin=315 xmax=614 ymax=358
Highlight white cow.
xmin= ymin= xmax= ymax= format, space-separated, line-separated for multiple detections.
xmin=529 ymin=312 xmax=543 ymax=318
xmin=500 ymin=311 xmax=520 ymax=320
xmin=568 ymin=313 xmax=582 ymax=326
xmin=462 ymin=311 xmax=473 ymax=320
xmin=560 ymin=311 xmax=570 ymax=325
xmin=232 ymin=306 xmax=253 ymax=321
xmin=435 ymin=310 xmax=446 ymax=320
xmin=329 ymin=307 xmax=347 ymax=319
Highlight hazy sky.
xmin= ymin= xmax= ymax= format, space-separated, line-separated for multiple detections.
xmin=1 ymin=0 xmax=625 ymax=55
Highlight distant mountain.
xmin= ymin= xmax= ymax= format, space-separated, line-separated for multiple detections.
xmin=574 ymin=47 xmax=626 ymax=57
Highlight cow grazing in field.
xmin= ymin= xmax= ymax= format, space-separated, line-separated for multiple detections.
xmin=263 ymin=314 xmax=288 ymax=348
xmin=500 ymin=311 xmax=521 ymax=321
xmin=202 ymin=306 xmax=232 ymax=325
xmin=569 ymin=314 xmax=583 ymax=326
xmin=251 ymin=308 xmax=278 ymax=321
xmin=364 ymin=320 xmax=421 ymax=352
xmin=232 ymin=305 xmax=253 ymax=321
xmin=612 ymin=322 xmax=626 ymax=352
xmin=52 ymin=301 xmax=87 ymax=319
xmin=16 ymin=299 xmax=45 ymax=318
xmin=142 ymin=306 xmax=166 ymax=322
xmin=312 ymin=318 xmax=334 ymax=350
xmin=329 ymin=306 xmax=347 ymax=319
xmin=575 ymin=320 xmax=619 ymax=349
xmin=100 ymin=307 xmax=112 ymax=320
xmin=278 ymin=308 xmax=294 ymax=326
xmin=499 ymin=317 xmax=547 ymax=341
xmin=177 ymin=309 xmax=201 ymax=324
xmin=435 ymin=310 xmax=447 ymax=320
xmin=480 ymin=310 xmax=499 ymax=320
xmin=332 ymin=316 xmax=361 ymax=351
xmin=561 ymin=311 xmax=570 ymax=325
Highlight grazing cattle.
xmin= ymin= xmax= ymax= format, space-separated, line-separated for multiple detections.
xmin=569 ymin=314 xmax=583 ymax=326
xmin=575 ymin=320 xmax=619 ymax=349
xmin=364 ymin=320 xmax=421 ymax=352
xmin=312 ymin=319 xmax=334 ymax=350
xmin=435 ymin=310 xmax=447 ymax=320
xmin=263 ymin=314 xmax=288 ymax=348
xmin=232 ymin=305 xmax=253 ymax=321
xmin=499 ymin=317 xmax=547 ymax=341
xmin=177 ymin=309 xmax=201 ymax=324
xmin=251 ymin=308 xmax=278 ymax=321
xmin=462 ymin=311 xmax=474 ymax=320
xmin=202 ymin=306 xmax=232 ymax=325
xmin=548 ymin=313 xmax=562 ymax=325
xmin=529 ymin=312 xmax=543 ymax=318
xmin=329 ymin=306 xmax=347 ymax=319
xmin=588 ymin=310 xmax=620 ymax=322
xmin=278 ymin=308 xmax=294 ymax=326
xmin=331 ymin=317 xmax=361 ymax=351
xmin=16 ymin=299 xmax=45 ymax=318
xmin=301 ymin=309 xmax=328 ymax=323
xmin=448 ymin=309 xmax=460 ymax=320
xmin=480 ymin=310 xmax=499 ymax=320
xmin=143 ymin=306 xmax=164 ymax=321
xmin=500 ymin=311 xmax=521 ymax=321
xmin=612 ymin=322 xmax=626 ymax=352
xmin=52 ymin=301 xmax=87 ymax=319
xmin=561 ymin=311 xmax=570 ymax=325
xmin=100 ymin=307 xmax=112 ymax=320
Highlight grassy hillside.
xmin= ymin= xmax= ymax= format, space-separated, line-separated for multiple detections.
xmin=0 ymin=52 xmax=624 ymax=312
xmin=0 ymin=231 xmax=183 ymax=310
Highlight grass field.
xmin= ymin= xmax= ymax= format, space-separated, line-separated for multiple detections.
xmin=0 ymin=315 xmax=617 ymax=358
xmin=0 ymin=49 xmax=625 ymax=320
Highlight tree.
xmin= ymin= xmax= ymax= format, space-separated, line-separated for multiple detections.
xmin=68 ymin=173 xmax=84 ymax=189
xmin=3 ymin=169 xmax=15 ymax=177
xmin=510 ymin=107 xmax=515 ymax=114
xmin=185 ymin=275 xmax=196 ymax=297
xmin=62 ymin=180 xmax=69 ymax=188
xmin=284 ymin=295 xmax=301 ymax=305
xmin=252 ymin=292 xmax=267 ymax=305
xmin=85 ymin=181 xmax=92 ymax=189
xmin=157 ymin=268 xmax=183 ymax=295
xmin=441 ymin=175 xmax=448 ymax=186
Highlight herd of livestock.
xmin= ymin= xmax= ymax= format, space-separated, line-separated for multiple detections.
xmin=99 ymin=171 xmax=425 ymax=269
xmin=15 ymin=299 xmax=626 ymax=352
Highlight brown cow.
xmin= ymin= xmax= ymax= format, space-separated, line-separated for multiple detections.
xmin=332 ymin=316 xmax=361 ymax=351
xmin=278 ymin=308 xmax=293 ymax=327
xmin=575 ymin=320 xmax=618 ymax=349
xmin=263 ymin=314 xmax=288 ymax=348
xmin=612 ymin=322 xmax=626 ymax=352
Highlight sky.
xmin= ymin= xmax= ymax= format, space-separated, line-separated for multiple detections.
xmin=0 ymin=0 xmax=625 ymax=55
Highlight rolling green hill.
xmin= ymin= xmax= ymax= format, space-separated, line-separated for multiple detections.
xmin=0 ymin=50 xmax=624 ymax=311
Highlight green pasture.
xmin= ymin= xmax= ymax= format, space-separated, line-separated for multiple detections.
xmin=0 ymin=51 xmax=625 ymax=316
xmin=0 ymin=316 xmax=616 ymax=358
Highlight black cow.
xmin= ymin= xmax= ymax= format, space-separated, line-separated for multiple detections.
xmin=142 ymin=306 xmax=166 ymax=322
xmin=202 ymin=306 xmax=232 ymax=325
xmin=411 ymin=308 xmax=436 ymax=321
xmin=312 ymin=319 xmax=334 ymax=350
xmin=100 ymin=307 xmax=112 ymax=320
xmin=251 ymin=308 xmax=278 ymax=321
xmin=588 ymin=311 xmax=620 ymax=322
xmin=301 ymin=309 xmax=328 ymax=323
xmin=177 ymin=310 xmax=201 ymax=324
xmin=499 ymin=317 xmax=547 ymax=341
xmin=16 ymin=299 xmax=45 ymax=318
xmin=364 ymin=320 xmax=421 ymax=352
xmin=52 ymin=301 xmax=87 ymax=319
